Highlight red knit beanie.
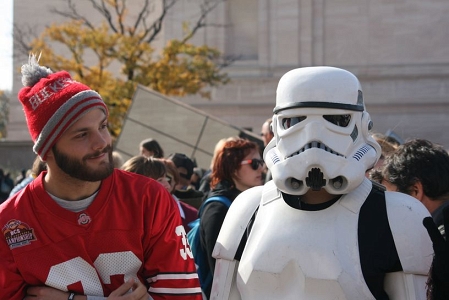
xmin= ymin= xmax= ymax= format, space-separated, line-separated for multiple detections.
xmin=18 ymin=55 xmax=108 ymax=160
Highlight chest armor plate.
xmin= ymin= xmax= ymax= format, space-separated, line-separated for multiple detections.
xmin=236 ymin=183 xmax=375 ymax=300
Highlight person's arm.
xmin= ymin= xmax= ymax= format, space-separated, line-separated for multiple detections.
xmin=24 ymin=279 xmax=149 ymax=300
xmin=0 ymin=238 xmax=28 ymax=299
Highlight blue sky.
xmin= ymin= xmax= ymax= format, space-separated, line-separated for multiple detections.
xmin=0 ymin=0 xmax=13 ymax=92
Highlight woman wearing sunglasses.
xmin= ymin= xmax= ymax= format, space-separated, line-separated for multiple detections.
xmin=198 ymin=137 xmax=263 ymax=298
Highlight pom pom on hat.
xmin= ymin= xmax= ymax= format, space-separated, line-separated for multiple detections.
xmin=18 ymin=54 xmax=108 ymax=160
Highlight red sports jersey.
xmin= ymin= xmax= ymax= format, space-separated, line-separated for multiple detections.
xmin=0 ymin=169 xmax=202 ymax=299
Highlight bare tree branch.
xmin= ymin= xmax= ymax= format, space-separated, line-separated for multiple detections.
xmin=50 ymin=0 xmax=95 ymax=30
xmin=49 ymin=0 xmax=178 ymax=45
xmin=142 ymin=0 xmax=178 ymax=43
xmin=181 ymin=0 xmax=227 ymax=44
xmin=91 ymin=0 xmax=118 ymax=32
xmin=16 ymin=0 xmax=233 ymax=75
xmin=130 ymin=0 xmax=150 ymax=36
xmin=12 ymin=23 xmax=35 ymax=57
xmin=113 ymin=0 xmax=126 ymax=34
xmin=218 ymin=54 xmax=239 ymax=69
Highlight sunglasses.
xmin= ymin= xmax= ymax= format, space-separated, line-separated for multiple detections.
xmin=241 ymin=159 xmax=264 ymax=170
xmin=179 ymin=172 xmax=191 ymax=180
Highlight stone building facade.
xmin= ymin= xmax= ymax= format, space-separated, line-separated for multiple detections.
xmin=3 ymin=0 xmax=449 ymax=170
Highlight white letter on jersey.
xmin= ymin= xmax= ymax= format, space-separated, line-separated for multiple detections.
xmin=176 ymin=225 xmax=193 ymax=260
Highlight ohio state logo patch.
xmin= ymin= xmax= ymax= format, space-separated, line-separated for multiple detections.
xmin=77 ymin=213 xmax=91 ymax=225
xmin=2 ymin=219 xmax=37 ymax=249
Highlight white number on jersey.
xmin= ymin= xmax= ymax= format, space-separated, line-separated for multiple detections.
xmin=46 ymin=251 xmax=142 ymax=296
xmin=176 ymin=225 xmax=193 ymax=260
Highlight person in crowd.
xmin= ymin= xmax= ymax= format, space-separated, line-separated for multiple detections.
xmin=191 ymin=167 xmax=205 ymax=191
xmin=0 ymin=169 xmax=14 ymax=203
xmin=112 ymin=151 xmax=124 ymax=168
xmin=199 ymin=137 xmax=236 ymax=199
xmin=167 ymin=153 xmax=204 ymax=209
xmin=121 ymin=155 xmax=170 ymax=190
xmin=378 ymin=138 xmax=449 ymax=300
xmin=260 ymin=117 xmax=274 ymax=147
xmin=260 ymin=118 xmax=275 ymax=183
xmin=8 ymin=156 xmax=47 ymax=199
xmin=15 ymin=169 xmax=27 ymax=185
xmin=139 ymin=138 xmax=164 ymax=158
xmin=380 ymin=138 xmax=449 ymax=224
xmin=366 ymin=132 xmax=399 ymax=181
xmin=199 ymin=138 xmax=264 ymax=298
xmin=121 ymin=156 xmax=198 ymax=234
xmin=380 ymin=131 xmax=402 ymax=147
xmin=162 ymin=159 xmax=198 ymax=233
xmin=168 ymin=153 xmax=196 ymax=190
xmin=211 ymin=66 xmax=432 ymax=299
xmin=0 ymin=55 xmax=201 ymax=299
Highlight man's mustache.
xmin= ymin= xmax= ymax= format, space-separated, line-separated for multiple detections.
xmin=84 ymin=145 xmax=113 ymax=160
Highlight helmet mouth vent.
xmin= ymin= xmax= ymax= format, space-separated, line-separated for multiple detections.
xmin=287 ymin=141 xmax=345 ymax=159
xmin=305 ymin=167 xmax=326 ymax=191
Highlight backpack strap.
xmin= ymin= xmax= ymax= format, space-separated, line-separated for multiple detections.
xmin=188 ymin=196 xmax=231 ymax=230
xmin=199 ymin=196 xmax=232 ymax=217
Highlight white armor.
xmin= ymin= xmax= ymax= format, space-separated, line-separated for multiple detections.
xmin=211 ymin=179 xmax=433 ymax=299
xmin=210 ymin=67 xmax=433 ymax=299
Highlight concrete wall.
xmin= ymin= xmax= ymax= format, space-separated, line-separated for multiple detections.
xmin=174 ymin=0 xmax=449 ymax=147
xmin=0 ymin=140 xmax=35 ymax=174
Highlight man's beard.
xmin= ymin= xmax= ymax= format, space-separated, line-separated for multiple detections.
xmin=52 ymin=144 xmax=114 ymax=182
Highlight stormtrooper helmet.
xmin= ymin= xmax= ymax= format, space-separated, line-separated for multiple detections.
xmin=264 ymin=66 xmax=381 ymax=195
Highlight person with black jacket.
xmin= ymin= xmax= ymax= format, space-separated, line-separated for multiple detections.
xmin=379 ymin=138 xmax=449 ymax=299
xmin=199 ymin=137 xmax=263 ymax=298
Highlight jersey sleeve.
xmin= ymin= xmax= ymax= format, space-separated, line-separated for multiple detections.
xmin=141 ymin=182 xmax=202 ymax=299
xmin=0 ymin=236 xmax=27 ymax=299
xmin=0 ymin=197 xmax=28 ymax=299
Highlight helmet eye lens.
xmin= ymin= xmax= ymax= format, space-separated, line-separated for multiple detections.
xmin=282 ymin=116 xmax=307 ymax=129
xmin=323 ymin=114 xmax=351 ymax=127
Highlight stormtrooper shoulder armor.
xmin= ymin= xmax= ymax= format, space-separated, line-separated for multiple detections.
xmin=385 ymin=191 xmax=433 ymax=274
xmin=213 ymin=185 xmax=266 ymax=261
